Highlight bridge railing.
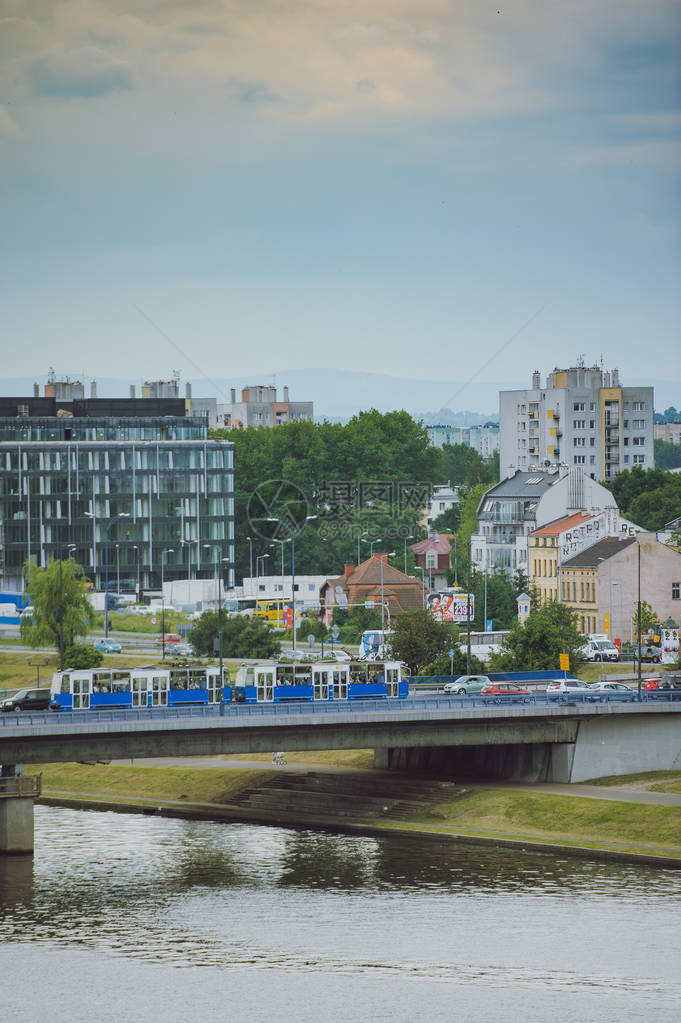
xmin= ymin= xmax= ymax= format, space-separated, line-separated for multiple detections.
xmin=0 ymin=774 xmax=42 ymax=798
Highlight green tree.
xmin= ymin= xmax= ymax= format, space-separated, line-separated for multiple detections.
xmin=488 ymin=602 xmax=585 ymax=672
xmin=20 ymin=558 xmax=95 ymax=668
xmin=189 ymin=612 xmax=281 ymax=659
xmin=632 ymin=600 xmax=661 ymax=638
xmin=440 ymin=443 xmax=498 ymax=488
xmin=605 ymin=467 xmax=681 ymax=529
xmin=422 ymin=647 xmax=485 ymax=676
xmin=387 ymin=610 xmax=458 ymax=675
xmin=63 ymin=642 xmax=103 ymax=669
xmin=430 ymin=505 xmax=460 ymax=535
xmin=654 ymin=439 xmax=681 ymax=471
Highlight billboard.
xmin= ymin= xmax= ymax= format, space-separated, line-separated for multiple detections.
xmin=427 ymin=592 xmax=474 ymax=623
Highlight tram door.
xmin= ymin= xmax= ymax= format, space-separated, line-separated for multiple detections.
xmin=313 ymin=668 xmax=330 ymax=700
xmin=332 ymin=668 xmax=348 ymax=700
xmin=207 ymin=671 xmax=222 ymax=703
xmin=256 ymin=669 xmax=274 ymax=703
xmin=386 ymin=666 xmax=399 ymax=698
xmin=152 ymin=675 xmax=168 ymax=706
xmin=72 ymin=677 xmax=90 ymax=710
xmin=132 ymin=676 xmax=148 ymax=707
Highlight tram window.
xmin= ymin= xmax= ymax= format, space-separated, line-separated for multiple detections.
xmin=132 ymin=677 xmax=147 ymax=692
xmin=61 ymin=675 xmax=70 ymax=694
xmin=189 ymin=670 xmax=204 ymax=690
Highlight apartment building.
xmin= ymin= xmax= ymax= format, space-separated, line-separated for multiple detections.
xmin=0 ymin=382 xmax=234 ymax=593
xmin=654 ymin=422 xmax=681 ymax=445
xmin=499 ymin=364 xmax=654 ymax=481
xmin=426 ymin=424 xmax=499 ymax=459
xmin=470 ymin=467 xmax=617 ymax=573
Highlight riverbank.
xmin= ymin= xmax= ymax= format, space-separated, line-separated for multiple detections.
xmin=29 ymin=760 xmax=681 ymax=869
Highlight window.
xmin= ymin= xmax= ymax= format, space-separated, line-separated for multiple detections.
xmin=672 ymin=583 xmax=680 ymax=600
xmin=623 ymin=437 xmax=629 ymax=446
xmin=633 ymin=454 xmax=645 ymax=464
xmin=573 ymin=402 xmax=585 ymax=411
xmin=633 ymin=436 xmax=645 ymax=446
xmin=589 ymin=419 xmax=595 ymax=429
xmin=573 ymin=455 xmax=585 ymax=464
xmin=624 ymin=455 xmax=629 ymax=464
xmin=590 ymin=437 xmax=595 ymax=446
xmin=633 ymin=401 xmax=646 ymax=411
xmin=590 ymin=456 xmax=595 ymax=464
xmin=573 ymin=419 xmax=586 ymax=429
xmin=633 ymin=419 xmax=645 ymax=429
xmin=574 ymin=437 xmax=585 ymax=447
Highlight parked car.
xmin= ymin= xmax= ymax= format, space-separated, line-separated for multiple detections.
xmin=480 ymin=683 xmax=532 ymax=700
xmin=545 ymin=678 xmax=594 ymax=696
xmin=93 ymin=638 xmax=122 ymax=653
xmin=635 ymin=646 xmax=662 ymax=663
xmin=174 ymin=643 xmax=194 ymax=657
xmin=1 ymin=687 xmax=56 ymax=712
xmin=589 ymin=682 xmax=636 ymax=701
xmin=443 ymin=674 xmax=491 ymax=695
xmin=641 ymin=677 xmax=663 ymax=690
xmin=155 ymin=633 xmax=181 ymax=645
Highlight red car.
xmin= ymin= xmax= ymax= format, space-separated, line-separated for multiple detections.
xmin=481 ymin=683 xmax=532 ymax=700
xmin=641 ymin=678 xmax=662 ymax=690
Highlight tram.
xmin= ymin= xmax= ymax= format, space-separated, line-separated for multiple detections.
xmin=50 ymin=665 xmax=229 ymax=711
xmin=233 ymin=660 xmax=407 ymax=704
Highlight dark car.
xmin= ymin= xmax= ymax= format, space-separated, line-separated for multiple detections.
xmin=636 ymin=646 xmax=662 ymax=663
xmin=1 ymin=687 xmax=56 ymax=712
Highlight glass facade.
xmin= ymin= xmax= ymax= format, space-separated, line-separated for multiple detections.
xmin=0 ymin=416 xmax=208 ymax=443
xmin=0 ymin=436 xmax=235 ymax=592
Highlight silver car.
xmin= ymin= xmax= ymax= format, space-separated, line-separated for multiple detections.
xmin=443 ymin=675 xmax=491 ymax=695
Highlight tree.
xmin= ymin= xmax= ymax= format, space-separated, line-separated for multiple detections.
xmin=422 ymin=647 xmax=485 ymax=676
xmin=654 ymin=439 xmax=681 ymax=471
xmin=20 ymin=558 xmax=94 ymax=667
xmin=387 ymin=610 xmax=458 ymax=675
xmin=605 ymin=467 xmax=681 ymax=529
xmin=189 ymin=612 xmax=281 ymax=659
xmin=63 ymin=643 xmax=103 ymax=669
xmin=632 ymin=600 xmax=661 ymax=638
xmin=488 ymin=602 xmax=585 ymax=672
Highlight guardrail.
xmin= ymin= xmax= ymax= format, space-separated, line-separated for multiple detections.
xmin=0 ymin=774 xmax=42 ymax=798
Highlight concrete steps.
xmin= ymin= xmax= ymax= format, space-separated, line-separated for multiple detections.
xmin=229 ymin=771 xmax=458 ymax=823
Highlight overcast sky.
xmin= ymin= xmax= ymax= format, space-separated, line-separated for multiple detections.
xmin=2 ymin=1 xmax=680 ymax=404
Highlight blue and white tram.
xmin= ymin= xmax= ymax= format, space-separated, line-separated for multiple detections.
xmin=50 ymin=665 xmax=230 ymax=711
xmin=233 ymin=660 xmax=407 ymax=704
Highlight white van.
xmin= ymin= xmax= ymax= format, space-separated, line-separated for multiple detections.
xmin=580 ymin=638 xmax=619 ymax=662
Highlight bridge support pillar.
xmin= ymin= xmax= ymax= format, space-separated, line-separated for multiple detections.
xmin=0 ymin=773 xmax=41 ymax=855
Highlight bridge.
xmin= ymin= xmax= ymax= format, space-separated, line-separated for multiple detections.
xmin=2 ymin=695 xmax=680 ymax=853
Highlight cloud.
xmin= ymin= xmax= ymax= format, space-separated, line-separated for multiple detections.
xmin=227 ymin=77 xmax=281 ymax=105
xmin=0 ymin=104 xmax=19 ymax=135
xmin=30 ymin=48 xmax=132 ymax=99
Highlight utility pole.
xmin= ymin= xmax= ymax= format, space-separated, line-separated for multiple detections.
xmin=637 ymin=542 xmax=642 ymax=698
xmin=466 ymin=565 xmax=472 ymax=673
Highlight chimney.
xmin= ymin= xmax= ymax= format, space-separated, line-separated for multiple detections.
xmin=33 ymin=383 xmax=39 ymax=397
xmin=231 ymin=388 xmax=236 ymax=403
xmin=90 ymin=380 xmax=97 ymax=398
xmin=377 ymin=553 xmax=388 ymax=564
xmin=283 ymin=385 xmax=289 ymax=403
xmin=185 ymin=382 xmax=192 ymax=399
xmin=130 ymin=384 xmax=135 ymax=398
xmin=532 ymin=370 xmax=540 ymax=389
xmin=612 ymin=368 xmax=620 ymax=387
xmin=344 ymin=564 xmax=355 ymax=577
xmin=604 ymin=371 xmax=611 ymax=388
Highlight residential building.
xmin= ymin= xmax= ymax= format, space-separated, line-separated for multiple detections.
xmin=561 ymin=533 xmax=681 ymax=637
xmin=530 ymin=509 xmax=641 ymax=605
xmin=658 ymin=516 xmax=681 ymax=549
xmin=654 ymin=422 xmax=681 ymax=445
xmin=471 ymin=467 xmax=617 ymax=573
xmin=319 ymin=555 xmax=424 ymax=626
xmin=426 ymin=423 xmax=499 ymax=459
xmin=410 ymin=534 xmax=453 ymax=591
xmin=517 ymin=592 xmax=531 ymax=624
xmin=208 ymin=386 xmax=314 ymax=430
xmin=499 ymin=364 xmax=654 ymax=481
xmin=427 ymin=484 xmax=459 ymax=525
xmin=241 ymin=574 xmax=327 ymax=611
xmin=0 ymin=379 xmax=234 ymax=593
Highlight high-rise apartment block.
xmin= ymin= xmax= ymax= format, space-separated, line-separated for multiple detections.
xmin=499 ymin=365 xmax=654 ymax=482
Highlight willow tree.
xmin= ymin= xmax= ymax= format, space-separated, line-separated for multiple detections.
xmin=20 ymin=558 xmax=95 ymax=669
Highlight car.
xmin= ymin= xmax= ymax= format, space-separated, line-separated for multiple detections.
xmin=545 ymin=678 xmax=594 ymax=696
xmin=174 ymin=643 xmax=194 ymax=657
xmin=1 ymin=687 xmax=56 ymax=712
xmin=580 ymin=639 xmax=620 ymax=662
xmin=480 ymin=683 xmax=532 ymax=700
xmin=635 ymin=646 xmax=662 ymax=663
xmin=93 ymin=638 xmax=123 ymax=653
xmin=589 ymin=682 xmax=636 ymax=701
xmin=443 ymin=674 xmax=491 ymax=695
xmin=641 ymin=677 xmax=663 ymax=690
xmin=156 ymin=633 xmax=181 ymax=645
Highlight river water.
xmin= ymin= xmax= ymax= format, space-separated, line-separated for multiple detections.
xmin=1 ymin=806 xmax=679 ymax=1022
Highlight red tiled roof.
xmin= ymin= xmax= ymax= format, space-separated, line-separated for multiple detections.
xmin=531 ymin=512 xmax=594 ymax=537
xmin=410 ymin=534 xmax=452 ymax=556
xmin=321 ymin=555 xmax=424 ymax=615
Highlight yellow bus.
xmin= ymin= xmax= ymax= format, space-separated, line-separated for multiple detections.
xmin=254 ymin=599 xmax=291 ymax=627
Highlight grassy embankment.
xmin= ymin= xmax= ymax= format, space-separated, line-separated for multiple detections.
xmin=29 ymin=759 xmax=681 ymax=857
xmin=589 ymin=770 xmax=681 ymax=794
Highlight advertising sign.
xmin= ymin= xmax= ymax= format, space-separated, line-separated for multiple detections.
xmin=427 ymin=592 xmax=474 ymax=623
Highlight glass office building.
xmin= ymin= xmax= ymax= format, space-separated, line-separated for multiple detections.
xmin=0 ymin=429 xmax=235 ymax=593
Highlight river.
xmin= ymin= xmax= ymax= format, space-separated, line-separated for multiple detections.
xmin=1 ymin=806 xmax=679 ymax=1022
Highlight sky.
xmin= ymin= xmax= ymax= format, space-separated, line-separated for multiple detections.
xmin=2 ymin=1 xmax=680 ymax=410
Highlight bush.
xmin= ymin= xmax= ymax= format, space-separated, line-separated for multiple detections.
xmin=63 ymin=643 xmax=104 ymax=669
xmin=422 ymin=648 xmax=485 ymax=676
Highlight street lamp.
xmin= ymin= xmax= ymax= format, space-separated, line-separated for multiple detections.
xmin=84 ymin=509 xmax=97 ymax=587
xmin=361 ymin=536 xmax=382 ymax=558
xmin=132 ymin=545 xmax=141 ymax=601
xmin=357 ymin=529 xmax=367 ymax=565
xmin=291 ymin=516 xmax=317 ymax=656
xmin=161 ymin=548 xmax=174 ymax=590
xmin=58 ymin=543 xmax=76 ymax=670
xmin=246 ymin=535 xmax=254 ymax=579
xmin=116 ymin=543 xmax=120 ymax=595
xmin=104 ymin=513 xmax=129 ymax=638
xmin=414 ymin=565 xmax=426 ymax=608
xmin=403 ymin=534 xmax=414 ymax=575
xmin=380 ymin=552 xmax=396 ymax=632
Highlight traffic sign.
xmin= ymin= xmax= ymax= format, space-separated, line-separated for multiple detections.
xmin=331 ymin=624 xmax=340 ymax=640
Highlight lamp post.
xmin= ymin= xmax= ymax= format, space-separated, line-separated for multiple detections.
xmin=133 ymin=545 xmax=140 ymax=601
xmin=58 ymin=543 xmax=76 ymax=670
xmin=84 ymin=509 xmax=97 ymax=588
xmin=104 ymin=513 xmax=129 ymax=638
xmin=291 ymin=515 xmax=317 ymax=657
xmin=403 ymin=535 xmax=414 ymax=575
xmin=116 ymin=544 xmax=120 ymax=595
xmin=637 ymin=542 xmax=642 ymax=697
xmin=246 ymin=535 xmax=254 ymax=580
xmin=161 ymin=548 xmax=174 ymax=592
xmin=160 ymin=548 xmax=174 ymax=661
xmin=362 ymin=536 xmax=382 ymax=558
xmin=415 ymin=565 xmax=426 ymax=608
xmin=380 ymin=552 xmax=396 ymax=632
xmin=612 ymin=580 xmax=623 ymax=648
xmin=358 ymin=530 xmax=367 ymax=565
